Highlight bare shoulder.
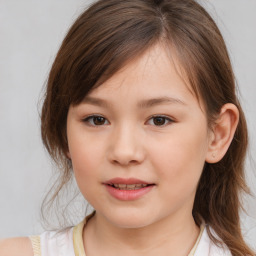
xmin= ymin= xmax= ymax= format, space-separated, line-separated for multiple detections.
xmin=0 ymin=237 xmax=34 ymax=256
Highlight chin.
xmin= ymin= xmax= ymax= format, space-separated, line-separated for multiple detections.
xmin=101 ymin=209 xmax=155 ymax=229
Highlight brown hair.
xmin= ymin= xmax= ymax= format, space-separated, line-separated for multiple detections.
xmin=41 ymin=0 xmax=254 ymax=254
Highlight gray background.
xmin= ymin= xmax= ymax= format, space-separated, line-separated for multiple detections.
xmin=0 ymin=0 xmax=255 ymax=249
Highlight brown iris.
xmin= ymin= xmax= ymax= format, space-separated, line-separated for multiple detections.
xmin=153 ymin=117 xmax=166 ymax=126
xmin=93 ymin=116 xmax=106 ymax=125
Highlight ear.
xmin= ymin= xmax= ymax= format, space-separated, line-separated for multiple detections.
xmin=66 ymin=151 xmax=71 ymax=159
xmin=206 ymin=103 xmax=239 ymax=163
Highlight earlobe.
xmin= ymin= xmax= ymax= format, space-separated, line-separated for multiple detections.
xmin=206 ymin=103 xmax=239 ymax=163
xmin=66 ymin=151 xmax=71 ymax=159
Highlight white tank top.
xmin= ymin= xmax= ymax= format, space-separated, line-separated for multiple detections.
xmin=30 ymin=215 xmax=231 ymax=256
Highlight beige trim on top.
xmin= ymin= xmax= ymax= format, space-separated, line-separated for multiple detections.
xmin=29 ymin=235 xmax=41 ymax=256
xmin=73 ymin=211 xmax=205 ymax=256
xmin=73 ymin=212 xmax=95 ymax=256
xmin=73 ymin=219 xmax=86 ymax=256
xmin=188 ymin=223 xmax=205 ymax=256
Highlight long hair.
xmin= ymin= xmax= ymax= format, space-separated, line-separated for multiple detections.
xmin=41 ymin=0 xmax=254 ymax=254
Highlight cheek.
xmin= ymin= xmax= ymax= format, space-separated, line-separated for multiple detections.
xmin=67 ymin=131 xmax=103 ymax=189
xmin=70 ymin=147 xmax=103 ymax=205
xmin=149 ymin=125 xmax=208 ymax=190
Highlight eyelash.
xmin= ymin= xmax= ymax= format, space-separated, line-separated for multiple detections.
xmin=147 ymin=115 xmax=174 ymax=126
xmin=82 ymin=115 xmax=110 ymax=126
xmin=82 ymin=115 xmax=174 ymax=127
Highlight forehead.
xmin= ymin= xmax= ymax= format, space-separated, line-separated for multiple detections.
xmin=86 ymin=44 xmax=203 ymax=110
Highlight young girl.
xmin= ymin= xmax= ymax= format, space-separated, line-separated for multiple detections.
xmin=0 ymin=0 xmax=255 ymax=255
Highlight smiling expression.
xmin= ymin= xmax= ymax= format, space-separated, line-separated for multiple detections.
xmin=67 ymin=44 xmax=212 ymax=228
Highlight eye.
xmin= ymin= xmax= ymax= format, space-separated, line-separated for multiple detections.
xmin=83 ymin=115 xmax=109 ymax=126
xmin=147 ymin=115 xmax=174 ymax=126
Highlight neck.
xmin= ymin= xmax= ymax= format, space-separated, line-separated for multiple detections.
xmin=83 ymin=211 xmax=200 ymax=256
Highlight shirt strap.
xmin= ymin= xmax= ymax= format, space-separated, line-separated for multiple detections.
xmin=188 ymin=223 xmax=205 ymax=256
xmin=29 ymin=235 xmax=41 ymax=256
xmin=73 ymin=211 xmax=95 ymax=256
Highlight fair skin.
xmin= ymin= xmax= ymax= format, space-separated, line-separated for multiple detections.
xmin=0 ymin=44 xmax=239 ymax=255
xmin=0 ymin=237 xmax=33 ymax=256
xmin=67 ymin=44 xmax=239 ymax=256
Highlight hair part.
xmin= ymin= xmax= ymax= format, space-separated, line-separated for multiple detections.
xmin=41 ymin=0 xmax=254 ymax=254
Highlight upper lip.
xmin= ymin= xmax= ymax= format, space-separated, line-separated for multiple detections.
xmin=103 ymin=177 xmax=153 ymax=185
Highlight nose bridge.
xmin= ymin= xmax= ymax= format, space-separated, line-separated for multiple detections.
xmin=108 ymin=122 xmax=144 ymax=165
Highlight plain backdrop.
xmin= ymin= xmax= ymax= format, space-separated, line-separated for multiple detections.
xmin=0 ymin=0 xmax=255 ymax=249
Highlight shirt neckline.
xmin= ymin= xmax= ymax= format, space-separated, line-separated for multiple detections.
xmin=73 ymin=213 xmax=205 ymax=256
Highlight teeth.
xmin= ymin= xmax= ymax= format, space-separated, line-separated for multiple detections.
xmin=118 ymin=184 xmax=127 ymax=189
xmin=127 ymin=184 xmax=136 ymax=189
xmin=112 ymin=184 xmax=148 ymax=190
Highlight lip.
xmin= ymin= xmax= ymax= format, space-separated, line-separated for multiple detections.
xmin=103 ymin=177 xmax=155 ymax=201
xmin=104 ymin=177 xmax=150 ymax=185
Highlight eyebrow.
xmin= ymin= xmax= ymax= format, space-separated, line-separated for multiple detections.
xmin=82 ymin=96 xmax=186 ymax=108
xmin=137 ymin=96 xmax=187 ymax=108
xmin=82 ymin=96 xmax=110 ymax=108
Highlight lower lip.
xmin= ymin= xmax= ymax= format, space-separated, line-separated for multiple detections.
xmin=104 ymin=185 xmax=154 ymax=201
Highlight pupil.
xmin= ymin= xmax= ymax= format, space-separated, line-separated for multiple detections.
xmin=94 ymin=116 xmax=105 ymax=125
xmin=154 ymin=117 xmax=165 ymax=125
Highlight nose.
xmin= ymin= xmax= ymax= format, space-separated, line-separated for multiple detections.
xmin=107 ymin=125 xmax=145 ymax=166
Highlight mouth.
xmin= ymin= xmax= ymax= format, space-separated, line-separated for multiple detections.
xmin=107 ymin=183 xmax=152 ymax=190
xmin=104 ymin=177 xmax=155 ymax=190
xmin=103 ymin=178 xmax=155 ymax=200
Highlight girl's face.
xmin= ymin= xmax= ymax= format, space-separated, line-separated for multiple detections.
xmin=67 ymin=44 xmax=212 ymax=229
